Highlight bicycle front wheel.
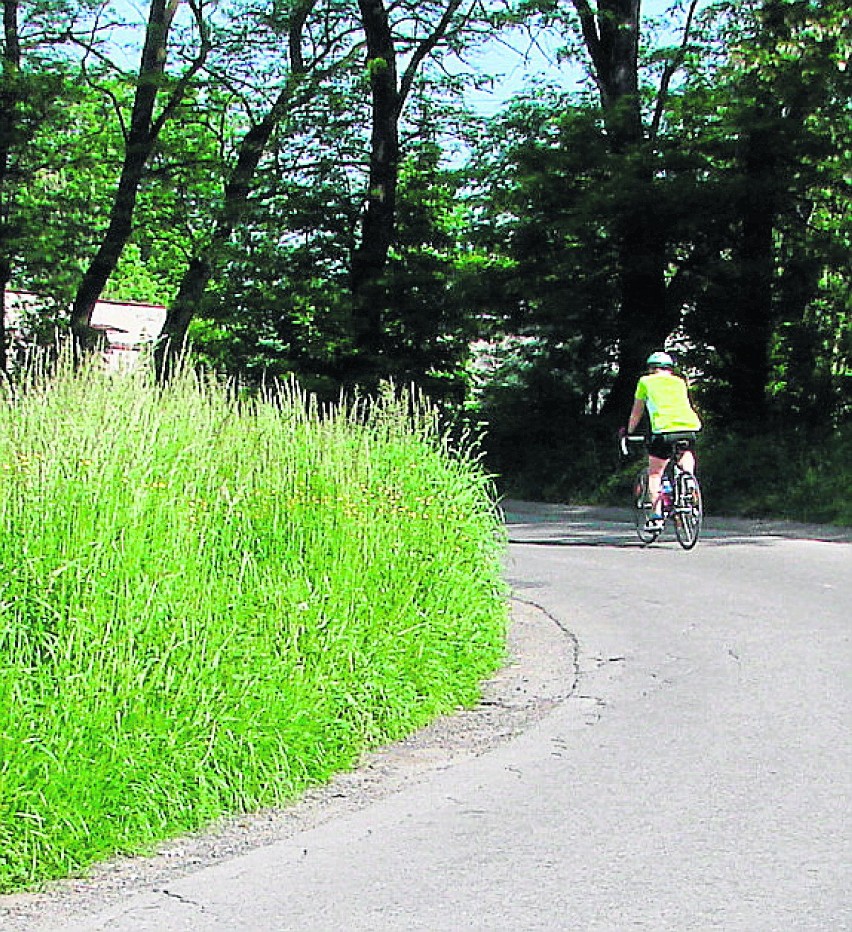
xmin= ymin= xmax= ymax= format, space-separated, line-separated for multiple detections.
xmin=633 ymin=470 xmax=660 ymax=544
xmin=674 ymin=471 xmax=703 ymax=550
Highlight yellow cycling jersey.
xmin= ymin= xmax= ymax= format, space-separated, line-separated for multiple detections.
xmin=635 ymin=371 xmax=702 ymax=434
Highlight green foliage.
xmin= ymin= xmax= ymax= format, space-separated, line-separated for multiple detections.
xmin=465 ymin=94 xmax=619 ymax=392
xmin=3 ymin=65 xmax=96 ymax=302
xmin=380 ymin=142 xmax=481 ymax=403
xmin=11 ymin=70 xmax=214 ymax=308
xmin=365 ymin=57 xmax=390 ymax=78
xmin=696 ymin=425 xmax=852 ymax=525
xmin=188 ymin=133 xmax=482 ymax=404
xmin=470 ymin=336 xmax=612 ymax=502
xmin=3 ymin=0 xmax=849 ymax=524
xmin=667 ymin=0 xmax=852 ymax=426
xmin=0 ymin=354 xmax=507 ymax=891
xmin=185 ymin=173 xmax=358 ymax=397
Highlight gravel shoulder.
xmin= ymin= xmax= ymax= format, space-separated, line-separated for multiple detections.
xmin=1 ymin=598 xmax=577 ymax=931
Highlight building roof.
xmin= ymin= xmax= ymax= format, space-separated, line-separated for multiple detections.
xmin=4 ymin=290 xmax=167 ymax=349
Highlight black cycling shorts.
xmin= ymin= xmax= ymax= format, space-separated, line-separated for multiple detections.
xmin=649 ymin=431 xmax=699 ymax=460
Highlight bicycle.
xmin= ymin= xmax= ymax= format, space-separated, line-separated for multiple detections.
xmin=620 ymin=433 xmax=704 ymax=549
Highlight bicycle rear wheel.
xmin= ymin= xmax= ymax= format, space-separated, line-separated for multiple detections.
xmin=633 ymin=470 xmax=660 ymax=544
xmin=674 ymin=471 xmax=703 ymax=550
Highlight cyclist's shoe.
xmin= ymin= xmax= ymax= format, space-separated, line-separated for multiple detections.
xmin=644 ymin=514 xmax=664 ymax=532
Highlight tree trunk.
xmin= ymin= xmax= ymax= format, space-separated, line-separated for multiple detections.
xmin=573 ymin=0 xmax=677 ymax=419
xmin=574 ymin=0 xmax=642 ymax=145
xmin=156 ymin=116 xmax=283 ymax=374
xmin=69 ymin=0 xmax=181 ymax=350
xmin=347 ymin=0 xmax=400 ymax=388
xmin=720 ymin=1 xmax=801 ymax=427
xmin=345 ymin=0 xmax=465 ymax=389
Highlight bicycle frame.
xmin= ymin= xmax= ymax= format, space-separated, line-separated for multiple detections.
xmin=622 ymin=434 xmax=703 ymax=549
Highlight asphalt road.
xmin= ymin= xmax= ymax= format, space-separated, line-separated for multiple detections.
xmin=19 ymin=505 xmax=852 ymax=930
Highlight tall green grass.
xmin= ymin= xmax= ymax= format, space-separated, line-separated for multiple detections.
xmin=0 ymin=354 xmax=507 ymax=892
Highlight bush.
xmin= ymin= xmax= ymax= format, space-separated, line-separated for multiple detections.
xmin=0 ymin=355 xmax=507 ymax=891
xmin=697 ymin=425 xmax=852 ymax=525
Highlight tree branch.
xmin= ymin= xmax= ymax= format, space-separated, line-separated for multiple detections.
xmin=571 ymin=0 xmax=606 ymax=86
xmin=150 ymin=0 xmax=211 ymax=139
xmin=289 ymin=0 xmax=318 ymax=74
xmin=398 ymin=0 xmax=466 ymax=111
xmin=650 ymin=0 xmax=699 ymax=141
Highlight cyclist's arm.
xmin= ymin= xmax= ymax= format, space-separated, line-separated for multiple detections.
xmin=627 ymin=397 xmax=645 ymax=435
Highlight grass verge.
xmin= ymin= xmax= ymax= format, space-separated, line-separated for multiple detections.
xmin=0 ymin=354 xmax=507 ymax=892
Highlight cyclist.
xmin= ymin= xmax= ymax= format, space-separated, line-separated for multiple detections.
xmin=622 ymin=351 xmax=702 ymax=531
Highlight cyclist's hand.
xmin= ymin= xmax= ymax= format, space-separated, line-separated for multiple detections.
xmin=617 ymin=426 xmax=627 ymax=440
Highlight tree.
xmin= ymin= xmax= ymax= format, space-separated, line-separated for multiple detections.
xmin=165 ymin=0 xmax=515 ymax=392
xmin=467 ymin=92 xmax=620 ymax=408
xmin=184 ymin=124 xmax=476 ymax=403
xmin=1 ymin=0 xmax=86 ymax=369
xmin=0 ymin=0 xmax=22 ymax=371
xmin=155 ymin=0 xmax=334 ymax=372
xmin=675 ymin=0 xmax=851 ymax=428
xmin=459 ymin=0 xmax=709 ymax=439
xmin=346 ymin=0 xmax=495 ymax=388
xmin=69 ymin=0 xmax=212 ymax=348
xmin=459 ymin=91 xmax=627 ymax=491
xmin=566 ymin=0 xmax=702 ymax=417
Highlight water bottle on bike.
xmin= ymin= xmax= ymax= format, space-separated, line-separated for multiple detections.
xmin=660 ymin=476 xmax=673 ymax=513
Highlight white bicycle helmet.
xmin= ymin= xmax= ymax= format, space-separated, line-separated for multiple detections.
xmin=646 ymin=351 xmax=675 ymax=368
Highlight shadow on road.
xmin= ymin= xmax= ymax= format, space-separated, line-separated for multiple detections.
xmin=502 ymin=501 xmax=852 ymax=549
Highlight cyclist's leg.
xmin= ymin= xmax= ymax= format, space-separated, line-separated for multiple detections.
xmin=648 ymin=453 xmax=668 ymax=517
xmin=677 ymin=449 xmax=696 ymax=474
xmin=674 ymin=432 xmax=699 ymax=475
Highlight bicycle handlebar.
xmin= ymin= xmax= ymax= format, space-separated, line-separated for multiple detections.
xmin=619 ymin=434 xmax=646 ymax=457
